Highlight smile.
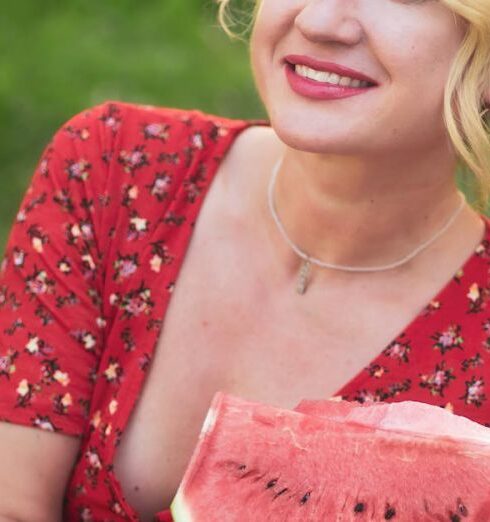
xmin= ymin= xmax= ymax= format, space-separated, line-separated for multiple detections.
xmin=294 ymin=65 xmax=371 ymax=88
xmin=284 ymin=62 xmax=377 ymax=101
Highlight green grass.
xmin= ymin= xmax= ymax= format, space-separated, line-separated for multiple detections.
xmin=1 ymin=2 xmax=487 ymax=252
xmin=0 ymin=0 xmax=264 ymax=251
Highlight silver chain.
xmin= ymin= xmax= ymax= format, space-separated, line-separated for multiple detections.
xmin=267 ymin=155 xmax=466 ymax=293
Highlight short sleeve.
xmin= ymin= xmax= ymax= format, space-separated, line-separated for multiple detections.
xmin=0 ymin=102 xmax=122 ymax=436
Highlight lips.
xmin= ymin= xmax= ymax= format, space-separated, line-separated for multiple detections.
xmin=284 ymin=54 xmax=378 ymax=86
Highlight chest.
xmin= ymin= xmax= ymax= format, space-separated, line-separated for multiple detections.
xmin=110 ymin=232 xmax=424 ymax=521
xmin=108 ymin=146 xmax=458 ymax=520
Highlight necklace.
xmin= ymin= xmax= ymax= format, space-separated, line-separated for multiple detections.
xmin=267 ymin=155 xmax=467 ymax=295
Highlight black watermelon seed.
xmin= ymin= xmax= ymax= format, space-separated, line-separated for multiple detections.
xmin=384 ymin=505 xmax=396 ymax=519
xmin=450 ymin=515 xmax=461 ymax=522
xmin=457 ymin=499 xmax=469 ymax=517
xmin=300 ymin=491 xmax=311 ymax=505
xmin=354 ymin=503 xmax=365 ymax=513
xmin=238 ymin=464 xmax=246 ymax=470
xmin=266 ymin=478 xmax=278 ymax=489
xmin=273 ymin=488 xmax=288 ymax=499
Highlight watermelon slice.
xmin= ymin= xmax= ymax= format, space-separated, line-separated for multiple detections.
xmin=170 ymin=393 xmax=490 ymax=521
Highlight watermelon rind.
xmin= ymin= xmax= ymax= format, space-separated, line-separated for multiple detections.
xmin=170 ymin=486 xmax=192 ymax=522
xmin=200 ymin=404 xmax=218 ymax=439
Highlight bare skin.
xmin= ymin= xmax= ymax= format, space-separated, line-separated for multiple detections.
xmin=113 ymin=125 xmax=485 ymax=520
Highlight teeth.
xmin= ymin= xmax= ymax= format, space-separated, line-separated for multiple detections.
xmin=294 ymin=64 xmax=370 ymax=88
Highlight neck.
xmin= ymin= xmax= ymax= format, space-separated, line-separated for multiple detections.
xmin=256 ymin=130 xmax=482 ymax=282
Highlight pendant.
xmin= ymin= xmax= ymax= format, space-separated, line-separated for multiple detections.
xmin=296 ymin=258 xmax=311 ymax=295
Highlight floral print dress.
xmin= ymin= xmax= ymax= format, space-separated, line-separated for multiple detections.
xmin=0 ymin=101 xmax=489 ymax=522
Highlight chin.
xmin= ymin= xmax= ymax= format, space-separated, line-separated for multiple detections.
xmin=267 ymin=113 xmax=367 ymax=155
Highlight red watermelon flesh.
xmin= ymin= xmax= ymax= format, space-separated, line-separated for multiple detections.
xmin=170 ymin=392 xmax=490 ymax=521
xmin=293 ymin=397 xmax=378 ymax=420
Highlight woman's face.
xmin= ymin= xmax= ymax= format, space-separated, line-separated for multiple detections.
xmin=250 ymin=0 xmax=467 ymax=157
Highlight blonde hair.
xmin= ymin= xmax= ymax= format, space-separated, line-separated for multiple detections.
xmin=440 ymin=0 xmax=490 ymax=212
xmin=216 ymin=0 xmax=490 ymax=212
xmin=216 ymin=0 xmax=259 ymax=40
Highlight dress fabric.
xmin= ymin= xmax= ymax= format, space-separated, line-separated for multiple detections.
xmin=0 ymin=101 xmax=489 ymax=522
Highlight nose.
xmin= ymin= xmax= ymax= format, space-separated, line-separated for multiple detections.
xmin=294 ymin=0 xmax=364 ymax=46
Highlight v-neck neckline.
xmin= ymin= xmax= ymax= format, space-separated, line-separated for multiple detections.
xmin=105 ymin=113 xmax=490 ymax=522
xmin=333 ymin=213 xmax=490 ymax=400
xmin=223 ymin=117 xmax=490 ymax=402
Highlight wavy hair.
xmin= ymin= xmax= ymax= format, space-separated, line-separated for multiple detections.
xmin=440 ymin=0 xmax=490 ymax=212
xmin=216 ymin=0 xmax=490 ymax=212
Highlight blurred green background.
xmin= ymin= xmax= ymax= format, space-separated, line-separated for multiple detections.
xmin=1 ymin=1 xmax=487 ymax=254
xmin=0 ymin=0 xmax=264 ymax=252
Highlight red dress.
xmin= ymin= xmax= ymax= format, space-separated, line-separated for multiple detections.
xmin=0 ymin=101 xmax=489 ymax=522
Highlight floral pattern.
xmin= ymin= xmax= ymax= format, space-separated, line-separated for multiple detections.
xmin=0 ymin=101 xmax=489 ymax=521
xmin=431 ymin=324 xmax=465 ymax=354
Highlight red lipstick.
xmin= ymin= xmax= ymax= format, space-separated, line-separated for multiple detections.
xmin=285 ymin=55 xmax=378 ymax=84
xmin=283 ymin=54 xmax=378 ymax=101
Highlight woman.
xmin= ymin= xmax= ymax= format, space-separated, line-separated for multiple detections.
xmin=0 ymin=0 xmax=489 ymax=521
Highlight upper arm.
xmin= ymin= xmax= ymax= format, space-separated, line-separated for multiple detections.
xmin=0 ymin=422 xmax=80 ymax=521
xmin=0 ymin=101 xmax=211 ymax=518
xmin=0 ymin=102 xmax=121 ymax=435
xmin=0 ymin=103 xmax=123 ymax=517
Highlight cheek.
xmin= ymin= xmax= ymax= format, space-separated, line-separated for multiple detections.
xmin=249 ymin=14 xmax=277 ymax=102
xmin=250 ymin=2 xmax=300 ymax=104
xmin=250 ymin=0 xmax=298 ymax=57
xmin=375 ymin=7 xmax=464 ymax=83
xmin=375 ymin=24 xmax=463 ymax=103
xmin=249 ymin=28 xmax=266 ymax=100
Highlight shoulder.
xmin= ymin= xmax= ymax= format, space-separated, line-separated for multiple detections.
xmin=51 ymin=101 xmax=255 ymax=179
xmin=38 ymin=100 xmax=256 ymax=207
xmin=59 ymin=100 xmax=251 ymax=147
